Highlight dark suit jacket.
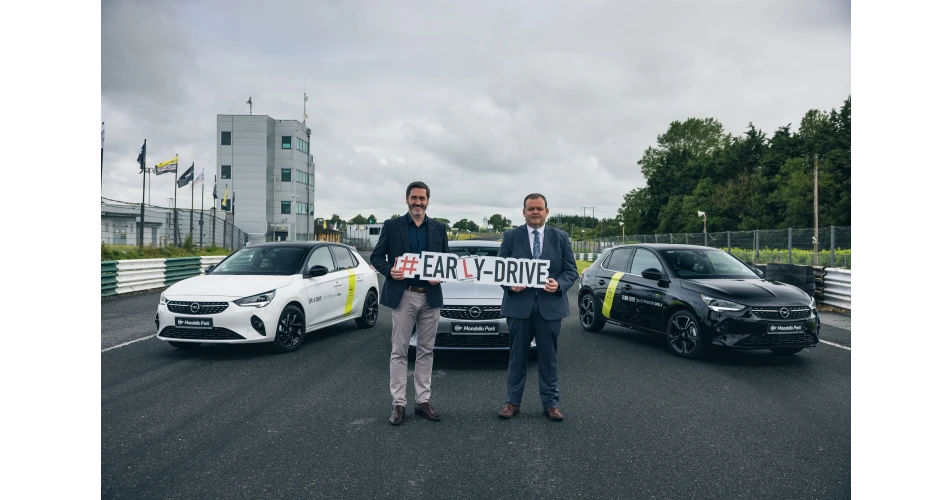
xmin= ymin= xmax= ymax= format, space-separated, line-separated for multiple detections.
xmin=497 ymin=225 xmax=579 ymax=320
xmin=370 ymin=215 xmax=450 ymax=309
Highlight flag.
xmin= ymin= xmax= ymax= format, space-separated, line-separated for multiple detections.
xmin=194 ymin=170 xmax=204 ymax=185
xmin=176 ymin=162 xmax=194 ymax=188
xmin=322 ymin=220 xmax=327 ymax=229
xmin=102 ymin=123 xmax=105 ymax=148
xmin=154 ymin=155 xmax=178 ymax=175
xmin=232 ymin=192 xmax=235 ymax=211
xmin=222 ymin=184 xmax=229 ymax=210
xmin=136 ymin=140 xmax=147 ymax=170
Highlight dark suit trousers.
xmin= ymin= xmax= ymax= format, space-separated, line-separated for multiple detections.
xmin=506 ymin=293 xmax=562 ymax=409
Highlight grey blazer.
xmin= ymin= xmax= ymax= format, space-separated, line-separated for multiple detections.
xmin=370 ymin=215 xmax=450 ymax=309
xmin=497 ymin=225 xmax=579 ymax=320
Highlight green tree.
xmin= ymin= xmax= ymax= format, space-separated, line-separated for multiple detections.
xmin=433 ymin=217 xmax=451 ymax=226
xmin=349 ymin=214 xmax=368 ymax=224
xmin=367 ymin=214 xmax=377 ymax=224
xmin=487 ymin=214 xmax=511 ymax=232
xmin=390 ymin=214 xmax=400 ymax=220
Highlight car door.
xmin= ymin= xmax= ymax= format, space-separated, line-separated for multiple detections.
xmin=303 ymin=245 xmax=344 ymax=328
xmin=594 ymin=247 xmax=635 ymax=325
xmin=330 ymin=245 xmax=366 ymax=319
xmin=626 ymin=248 xmax=669 ymax=333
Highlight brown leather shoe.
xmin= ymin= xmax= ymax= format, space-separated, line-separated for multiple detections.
xmin=543 ymin=407 xmax=564 ymax=421
xmin=414 ymin=402 xmax=441 ymax=421
xmin=389 ymin=405 xmax=405 ymax=425
xmin=498 ymin=403 xmax=520 ymax=419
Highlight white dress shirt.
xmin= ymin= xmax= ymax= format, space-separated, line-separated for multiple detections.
xmin=527 ymin=224 xmax=546 ymax=258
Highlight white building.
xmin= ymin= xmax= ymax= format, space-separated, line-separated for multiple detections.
xmin=216 ymin=115 xmax=315 ymax=242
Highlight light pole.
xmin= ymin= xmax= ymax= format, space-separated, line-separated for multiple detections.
xmin=619 ymin=221 xmax=625 ymax=244
xmin=698 ymin=211 xmax=707 ymax=246
xmin=290 ymin=194 xmax=299 ymax=241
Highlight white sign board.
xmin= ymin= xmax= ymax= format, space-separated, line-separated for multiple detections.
xmin=393 ymin=252 xmax=550 ymax=288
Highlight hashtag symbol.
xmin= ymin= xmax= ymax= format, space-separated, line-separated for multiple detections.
xmin=396 ymin=255 xmax=420 ymax=276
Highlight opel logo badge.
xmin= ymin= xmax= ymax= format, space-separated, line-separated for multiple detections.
xmin=779 ymin=307 xmax=790 ymax=319
xmin=190 ymin=302 xmax=201 ymax=313
xmin=469 ymin=306 xmax=481 ymax=319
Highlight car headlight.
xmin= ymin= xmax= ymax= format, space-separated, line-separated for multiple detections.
xmin=810 ymin=296 xmax=816 ymax=309
xmin=159 ymin=293 xmax=169 ymax=306
xmin=701 ymin=294 xmax=746 ymax=312
xmin=235 ymin=290 xmax=276 ymax=308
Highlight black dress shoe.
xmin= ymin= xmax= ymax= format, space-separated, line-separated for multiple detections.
xmin=414 ymin=402 xmax=441 ymax=421
xmin=389 ymin=405 xmax=405 ymax=425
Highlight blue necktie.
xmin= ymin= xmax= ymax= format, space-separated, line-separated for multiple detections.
xmin=532 ymin=230 xmax=541 ymax=259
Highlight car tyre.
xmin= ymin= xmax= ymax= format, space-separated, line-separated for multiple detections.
xmin=168 ymin=341 xmax=201 ymax=350
xmin=272 ymin=304 xmax=306 ymax=353
xmin=770 ymin=347 xmax=803 ymax=356
xmin=665 ymin=309 xmax=709 ymax=359
xmin=355 ymin=290 xmax=378 ymax=329
xmin=578 ymin=293 xmax=605 ymax=332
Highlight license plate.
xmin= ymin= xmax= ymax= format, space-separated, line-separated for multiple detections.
xmin=451 ymin=323 xmax=499 ymax=335
xmin=768 ymin=323 xmax=804 ymax=334
xmin=176 ymin=317 xmax=213 ymax=329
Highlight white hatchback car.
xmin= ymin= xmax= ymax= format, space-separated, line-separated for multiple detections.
xmin=156 ymin=242 xmax=379 ymax=353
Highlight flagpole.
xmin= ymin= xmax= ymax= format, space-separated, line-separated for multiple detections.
xmin=173 ymin=154 xmax=179 ymax=246
xmin=101 ymin=122 xmax=104 ymax=189
xmin=212 ymin=175 xmax=217 ymax=249
xmin=139 ymin=140 xmax=146 ymax=247
xmin=200 ymin=170 xmax=205 ymax=249
xmin=190 ymin=163 xmax=195 ymax=242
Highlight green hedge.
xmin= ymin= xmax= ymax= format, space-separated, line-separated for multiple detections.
xmin=101 ymin=243 xmax=233 ymax=262
xmin=727 ymin=248 xmax=851 ymax=269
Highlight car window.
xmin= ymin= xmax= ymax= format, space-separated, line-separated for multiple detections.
xmin=347 ymin=249 xmax=360 ymax=268
xmin=211 ymin=247 xmax=306 ymax=275
xmin=660 ymin=249 xmax=759 ymax=279
xmin=449 ymin=246 xmax=499 ymax=257
xmin=603 ymin=248 xmax=634 ymax=272
xmin=331 ymin=246 xmax=356 ymax=271
xmin=305 ymin=246 xmax=335 ymax=273
xmin=629 ymin=249 xmax=664 ymax=276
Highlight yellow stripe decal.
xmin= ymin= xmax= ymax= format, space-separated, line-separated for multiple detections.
xmin=344 ymin=269 xmax=357 ymax=315
xmin=602 ymin=272 xmax=625 ymax=318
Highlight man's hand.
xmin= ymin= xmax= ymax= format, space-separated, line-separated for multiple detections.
xmin=390 ymin=266 xmax=405 ymax=280
xmin=511 ymin=286 xmax=526 ymax=293
xmin=543 ymin=278 xmax=559 ymax=293
xmin=428 ymin=279 xmax=441 ymax=285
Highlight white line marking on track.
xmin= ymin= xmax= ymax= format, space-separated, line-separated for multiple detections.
xmin=820 ymin=339 xmax=851 ymax=351
xmin=102 ymin=335 xmax=155 ymax=353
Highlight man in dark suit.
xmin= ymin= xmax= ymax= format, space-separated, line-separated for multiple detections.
xmin=370 ymin=181 xmax=450 ymax=426
xmin=497 ymin=193 xmax=579 ymax=421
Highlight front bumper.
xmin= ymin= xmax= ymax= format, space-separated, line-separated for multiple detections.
xmin=706 ymin=306 xmax=820 ymax=350
xmin=408 ymin=303 xmax=536 ymax=351
xmin=156 ymin=296 xmax=282 ymax=344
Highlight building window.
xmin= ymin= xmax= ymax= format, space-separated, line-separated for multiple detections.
xmin=282 ymin=136 xmax=292 ymax=149
xmin=370 ymin=227 xmax=381 ymax=235
xmin=295 ymin=138 xmax=309 ymax=154
xmin=221 ymin=165 xmax=231 ymax=179
xmin=221 ymin=131 xmax=231 ymax=145
xmin=281 ymin=201 xmax=291 ymax=214
xmin=281 ymin=169 xmax=291 ymax=182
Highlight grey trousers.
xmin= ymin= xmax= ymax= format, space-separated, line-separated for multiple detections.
xmin=390 ymin=290 xmax=440 ymax=406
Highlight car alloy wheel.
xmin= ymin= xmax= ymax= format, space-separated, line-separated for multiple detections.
xmin=273 ymin=306 xmax=305 ymax=352
xmin=666 ymin=310 xmax=708 ymax=359
xmin=578 ymin=293 xmax=605 ymax=332
xmin=356 ymin=291 xmax=378 ymax=328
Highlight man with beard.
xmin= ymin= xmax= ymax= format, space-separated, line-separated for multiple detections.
xmin=371 ymin=181 xmax=450 ymax=425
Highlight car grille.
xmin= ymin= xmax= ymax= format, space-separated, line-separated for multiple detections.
xmin=436 ymin=332 xmax=510 ymax=348
xmin=751 ymin=307 xmax=812 ymax=320
xmin=168 ymin=301 xmax=230 ymax=315
xmin=160 ymin=326 xmax=244 ymax=340
xmin=440 ymin=306 xmax=501 ymax=320
xmin=735 ymin=332 xmax=818 ymax=348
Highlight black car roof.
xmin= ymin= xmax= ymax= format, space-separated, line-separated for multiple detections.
xmin=242 ymin=241 xmax=355 ymax=251
xmin=607 ymin=243 xmax=724 ymax=252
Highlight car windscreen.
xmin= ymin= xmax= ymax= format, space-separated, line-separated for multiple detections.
xmin=210 ymin=247 xmax=307 ymax=275
xmin=660 ymin=249 xmax=759 ymax=279
xmin=448 ymin=246 xmax=500 ymax=257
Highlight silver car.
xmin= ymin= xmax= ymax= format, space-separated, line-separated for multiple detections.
xmin=410 ymin=240 xmax=536 ymax=352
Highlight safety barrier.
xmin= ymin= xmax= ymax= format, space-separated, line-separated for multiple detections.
xmin=101 ymin=255 xmax=230 ymax=297
xmin=819 ymin=268 xmax=851 ymax=310
xmin=579 ymin=253 xmax=601 ymax=262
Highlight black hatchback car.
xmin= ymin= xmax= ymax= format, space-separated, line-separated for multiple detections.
xmin=577 ymin=244 xmax=819 ymax=359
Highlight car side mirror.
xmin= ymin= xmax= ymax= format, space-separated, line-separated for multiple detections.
xmin=642 ymin=268 xmax=664 ymax=281
xmin=205 ymin=264 xmax=215 ymax=274
xmin=753 ymin=267 xmax=764 ymax=278
xmin=305 ymin=265 xmax=329 ymax=278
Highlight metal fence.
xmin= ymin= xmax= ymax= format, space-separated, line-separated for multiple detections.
xmin=570 ymin=226 xmax=851 ymax=269
xmin=101 ymin=200 xmax=249 ymax=250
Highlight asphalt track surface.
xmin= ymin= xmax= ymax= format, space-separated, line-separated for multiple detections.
xmin=102 ymin=278 xmax=851 ymax=499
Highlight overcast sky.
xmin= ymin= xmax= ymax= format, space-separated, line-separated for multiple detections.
xmin=101 ymin=0 xmax=850 ymax=226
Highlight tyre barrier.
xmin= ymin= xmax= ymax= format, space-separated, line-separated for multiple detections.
xmin=101 ymin=256 xmax=228 ymax=297
xmin=578 ymin=253 xmax=601 ymax=262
